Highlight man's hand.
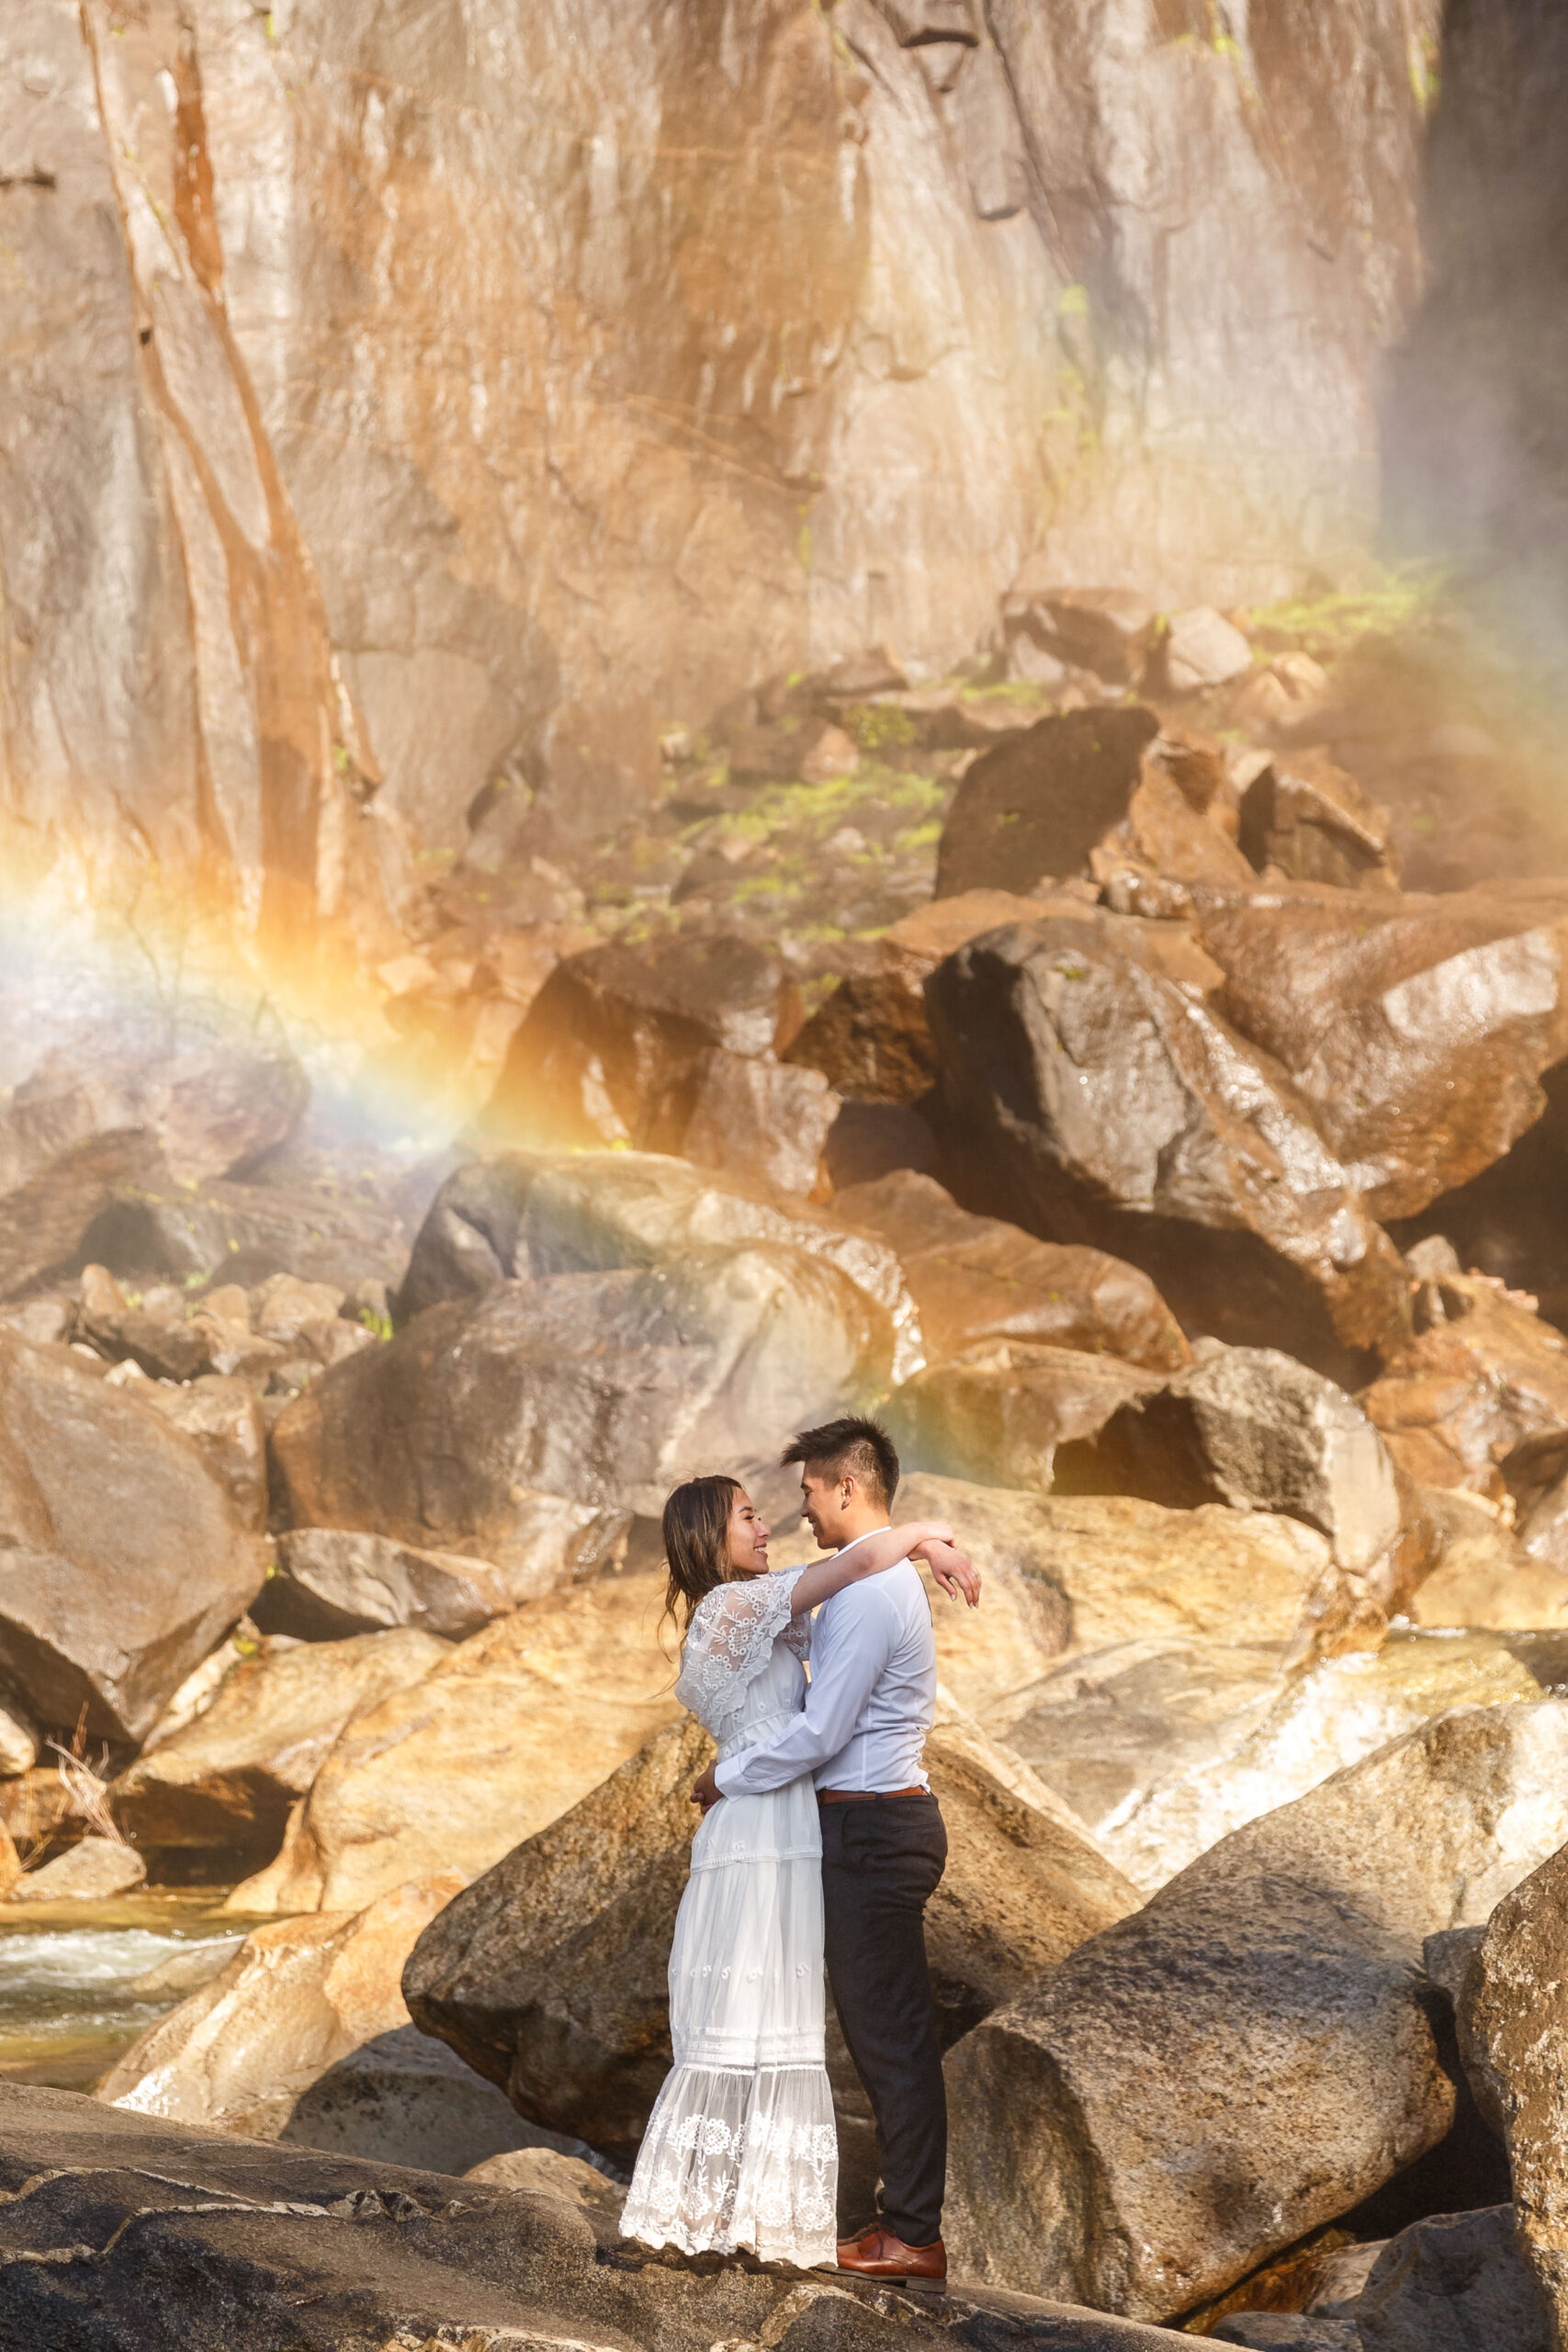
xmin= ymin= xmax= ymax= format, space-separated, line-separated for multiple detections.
xmin=692 ymin=1761 xmax=723 ymax=1813
xmin=922 ymin=1540 xmax=981 ymax=1609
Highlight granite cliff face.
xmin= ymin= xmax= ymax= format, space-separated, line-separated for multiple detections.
xmin=3 ymin=0 xmax=1439 ymax=933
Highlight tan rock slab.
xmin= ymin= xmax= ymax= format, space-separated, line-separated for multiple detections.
xmin=227 ymin=1572 xmax=680 ymax=1915
xmin=114 ymin=1627 xmax=449 ymax=1871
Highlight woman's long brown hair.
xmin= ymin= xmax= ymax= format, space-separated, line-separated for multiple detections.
xmin=662 ymin=1474 xmax=742 ymax=1634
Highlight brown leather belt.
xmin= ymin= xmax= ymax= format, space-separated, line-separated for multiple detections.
xmin=818 ymin=1785 xmax=927 ymax=1804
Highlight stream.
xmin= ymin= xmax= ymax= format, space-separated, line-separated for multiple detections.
xmin=0 ymin=1891 xmax=255 ymax=2093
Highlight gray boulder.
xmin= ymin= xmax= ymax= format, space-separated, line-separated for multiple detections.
xmin=1081 ymin=1345 xmax=1403 ymax=1571
xmin=1457 ymin=1839 xmax=1568 ymax=2340
xmin=479 ymin=933 xmax=838 ymax=1191
xmin=0 ymin=1332 xmax=263 ymax=1742
xmin=396 ymin=1146 xmax=921 ymax=1380
xmin=945 ymin=1701 xmax=1568 ymax=2322
xmin=926 ymin=919 xmax=1412 ymax=1384
xmin=258 ymin=1529 xmax=513 ymax=1640
xmin=278 ymin=1247 xmax=894 ymax=1535
xmin=0 ymin=989 xmax=307 ymax=1301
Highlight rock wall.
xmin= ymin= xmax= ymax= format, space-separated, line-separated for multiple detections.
xmin=2 ymin=0 xmax=1441 ymax=926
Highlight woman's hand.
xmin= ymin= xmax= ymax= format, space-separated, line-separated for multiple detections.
xmin=913 ymin=1536 xmax=981 ymax=1608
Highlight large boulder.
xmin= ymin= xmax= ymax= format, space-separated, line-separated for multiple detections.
xmin=0 ymin=2083 xmax=1233 ymax=2350
xmin=0 ymin=1333 xmax=263 ymax=1742
xmin=479 ymin=933 xmax=835 ymax=1191
xmin=403 ymin=1714 xmax=1137 ymax=2167
xmin=1236 ymin=753 xmax=1399 ymax=894
xmin=113 ymin=1628 xmax=449 ymax=1874
xmin=836 ymin=1170 xmax=1190 ymax=1372
xmin=225 ymin=1570 xmax=680 ymax=1914
xmin=0 ymin=989 xmax=308 ymax=1300
xmin=784 ymin=888 xmax=1220 ymax=1112
xmin=991 ymin=1628 xmax=1546 ymax=1894
xmin=254 ymin=1529 xmax=514 ymax=1641
xmin=1457 ymin=1838 xmax=1568 ymax=2342
xmin=933 ymin=707 xmax=1251 ymax=899
xmin=395 ymin=1147 xmax=921 ymax=1381
xmin=945 ymin=1702 xmax=1568 ymax=2321
xmin=275 ymin=1247 xmax=893 ymax=1539
xmin=889 ymin=1343 xmax=1162 ymax=1494
xmin=1195 ymin=882 xmax=1568 ymax=1221
xmin=926 ymin=917 xmax=1413 ymax=1383
xmin=98 ymin=1874 xmax=556 ymax=2176
xmin=1406 ymin=1489 xmax=1568 ymax=1630
xmin=1077 ymin=1343 xmax=1430 ymax=1629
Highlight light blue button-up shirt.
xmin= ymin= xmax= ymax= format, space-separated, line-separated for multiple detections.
xmin=711 ymin=1549 xmax=936 ymax=1799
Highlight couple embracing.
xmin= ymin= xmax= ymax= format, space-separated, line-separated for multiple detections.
xmin=619 ymin=1415 xmax=981 ymax=2280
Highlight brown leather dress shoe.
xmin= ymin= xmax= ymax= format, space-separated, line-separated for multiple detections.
xmin=834 ymin=2224 xmax=946 ymax=2281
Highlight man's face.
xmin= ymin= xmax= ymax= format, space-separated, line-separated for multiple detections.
xmin=799 ymin=1464 xmax=847 ymax=1544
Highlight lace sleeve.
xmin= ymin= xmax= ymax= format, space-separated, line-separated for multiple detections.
xmin=675 ymin=1572 xmax=799 ymax=1736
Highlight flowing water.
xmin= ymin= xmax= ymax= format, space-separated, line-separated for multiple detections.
xmin=0 ymin=1891 xmax=255 ymax=2092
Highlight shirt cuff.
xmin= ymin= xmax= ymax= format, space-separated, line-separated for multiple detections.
xmin=713 ymin=1757 xmax=740 ymax=1799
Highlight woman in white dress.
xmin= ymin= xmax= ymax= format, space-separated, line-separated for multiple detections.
xmin=619 ymin=1473 xmax=971 ymax=2269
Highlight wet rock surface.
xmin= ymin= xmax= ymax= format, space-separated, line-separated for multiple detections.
xmin=926 ymin=917 xmax=1413 ymax=1384
xmin=837 ymin=1172 xmax=1190 ymax=1373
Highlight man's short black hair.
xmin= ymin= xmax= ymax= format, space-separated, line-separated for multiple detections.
xmin=781 ymin=1416 xmax=900 ymax=1512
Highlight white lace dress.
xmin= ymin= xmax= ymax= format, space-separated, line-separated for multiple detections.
xmin=619 ymin=1568 xmax=837 ymax=2266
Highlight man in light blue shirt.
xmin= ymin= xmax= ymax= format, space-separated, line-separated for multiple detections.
xmin=693 ymin=1415 xmax=977 ymax=2282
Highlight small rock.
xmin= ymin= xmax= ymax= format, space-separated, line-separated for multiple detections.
xmin=251 ymin=1273 xmax=345 ymax=1344
xmin=1233 ymin=651 xmax=1330 ymax=732
xmin=127 ymin=1937 xmax=246 ymax=2000
xmin=1238 ymin=754 xmax=1398 ymax=891
xmin=1160 ymin=606 xmax=1253 ymax=693
xmin=998 ymin=574 xmax=1157 ymax=684
xmin=798 ymin=723 xmax=859 ymax=784
xmin=0 ymin=1301 xmax=69 ymax=1348
xmin=0 ymin=1694 xmax=39 ymax=1779
xmin=10 ymin=1837 xmax=146 ymax=1903
xmin=138 ymin=1375 xmax=268 ymax=1532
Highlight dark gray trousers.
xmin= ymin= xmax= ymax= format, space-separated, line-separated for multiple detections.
xmin=819 ymin=1792 xmax=948 ymax=2246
